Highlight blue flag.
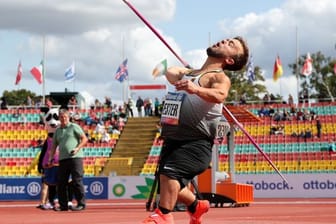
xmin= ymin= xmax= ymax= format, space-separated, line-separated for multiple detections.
xmin=115 ymin=59 xmax=128 ymax=83
xmin=246 ymin=56 xmax=255 ymax=83
xmin=65 ymin=62 xmax=75 ymax=82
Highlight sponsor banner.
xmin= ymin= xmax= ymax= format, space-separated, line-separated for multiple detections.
xmin=236 ymin=173 xmax=336 ymax=198
xmin=84 ymin=177 xmax=108 ymax=199
xmin=109 ymin=176 xmax=153 ymax=199
xmin=0 ymin=177 xmax=108 ymax=201
xmin=108 ymin=174 xmax=336 ymax=199
xmin=0 ymin=178 xmax=42 ymax=200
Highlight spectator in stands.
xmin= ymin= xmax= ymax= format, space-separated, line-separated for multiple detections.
xmin=117 ymin=104 xmax=127 ymax=118
xmin=107 ymin=114 xmax=120 ymax=132
xmin=303 ymin=128 xmax=312 ymax=142
xmin=289 ymin=106 xmax=296 ymax=116
xmin=281 ymin=109 xmax=291 ymax=121
xmin=296 ymin=108 xmax=304 ymax=121
xmin=136 ymin=96 xmax=144 ymax=117
xmin=1 ymin=97 xmax=8 ymax=110
xmin=310 ymin=110 xmax=317 ymax=120
xmin=111 ymin=104 xmax=119 ymax=117
xmin=72 ymin=110 xmax=82 ymax=122
xmin=101 ymin=131 xmax=111 ymax=143
xmin=12 ymin=107 xmax=22 ymax=121
xmin=126 ymin=98 xmax=134 ymax=117
xmin=272 ymin=109 xmax=282 ymax=122
xmin=288 ymin=94 xmax=294 ymax=105
xmin=257 ymin=106 xmax=269 ymax=117
xmin=94 ymin=121 xmax=106 ymax=143
xmin=316 ymin=118 xmax=322 ymax=138
xmin=45 ymin=97 xmax=53 ymax=108
xmin=83 ymin=111 xmax=98 ymax=126
xmin=104 ymin=96 xmax=112 ymax=108
xmin=303 ymin=108 xmax=311 ymax=121
xmin=270 ymin=124 xmax=284 ymax=135
xmin=26 ymin=96 xmax=33 ymax=108
xmin=277 ymin=125 xmax=285 ymax=135
xmin=35 ymin=97 xmax=43 ymax=108
xmin=299 ymin=92 xmax=305 ymax=104
xmin=328 ymin=139 xmax=336 ymax=153
xmin=239 ymin=93 xmax=247 ymax=104
xmin=270 ymin=124 xmax=277 ymax=135
xmin=268 ymin=105 xmax=275 ymax=117
xmin=263 ymin=93 xmax=271 ymax=104
xmin=68 ymin=96 xmax=78 ymax=110
xmin=144 ymin=98 xmax=153 ymax=116
xmin=94 ymin=98 xmax=102 ymax=109
xmin=154 ymin=97 xmax=161 ymax=116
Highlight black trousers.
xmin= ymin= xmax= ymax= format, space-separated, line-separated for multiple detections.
xmin=57 ymin=158 xmax=85 ymax=208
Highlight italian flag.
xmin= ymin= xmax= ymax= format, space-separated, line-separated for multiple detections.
xmin=30 ymin=60 xmax=43 ymax=84
xmin=152 ymin=59 xmax=167 ymax=79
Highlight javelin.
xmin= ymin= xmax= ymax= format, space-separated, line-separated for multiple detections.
xmin=122 ymin=0 xmax=288 ymax=184
xmin=222 ymin=106 xmax=288 ymax=183
xmin=122 ymin=0 xmax=190 ymax=68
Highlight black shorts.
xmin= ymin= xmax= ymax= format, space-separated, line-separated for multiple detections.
xmin=159 ymin=138 xmax=213 ymax=188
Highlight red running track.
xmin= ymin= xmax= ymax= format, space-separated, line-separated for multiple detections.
xmin=0 ymin=198 xmax=335 ymax=224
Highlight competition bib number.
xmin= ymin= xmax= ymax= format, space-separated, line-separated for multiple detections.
xmin=161 ymin=92 xmax=185 ymax=125
xmin=216 ymin=119 xmax=230 ymax=139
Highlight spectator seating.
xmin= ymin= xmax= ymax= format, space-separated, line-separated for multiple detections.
xmin=140 ymin=102 xmax=336 ymax=176
xmin=0 ymin=107 xmax=123 ymax=177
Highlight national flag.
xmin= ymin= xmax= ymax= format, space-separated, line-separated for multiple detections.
xmin=65 ymin=62 xmax=75 ymax=82
xmin=152 ymin=59 xmax=167 ymax=79
xmin=246 ymin=56 xmax=255 ymax=83
xmin=15 ymin=60 xmax=23 ymax=85
xmin=273 ymin=55 xmax=283 ymax=82
xmin=115 ymin=59 xmax=128 ymax=83
xmin=301 ymin=53 xmax=313 ymax=76
xmin=30 ymin=60 xmax=43 ymax=84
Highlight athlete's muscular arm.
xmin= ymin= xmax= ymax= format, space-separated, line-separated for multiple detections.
xmin=175 ymin=72 xmax=231 ymax=104
xmin=165 ymin=66 xmax=193 ymax=85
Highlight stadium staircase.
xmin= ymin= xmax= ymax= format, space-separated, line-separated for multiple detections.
xmin=101 ymin=116 xmax=160 ymax=176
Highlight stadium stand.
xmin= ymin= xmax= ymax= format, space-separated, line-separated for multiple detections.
xmin=0 ymin=107 xmax=119 ymax=177
xmin=1 ymin=102 xmax=335 ymax=178
xmin=140 ymin=102 xmax=336 ymax=176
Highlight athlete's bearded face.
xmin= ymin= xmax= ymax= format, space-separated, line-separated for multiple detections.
xmin=206 ymin=46 xmax=225 ymax=58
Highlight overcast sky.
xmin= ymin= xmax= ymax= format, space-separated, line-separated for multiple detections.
xmin=0 ymin=0 xmax=335 ymax=106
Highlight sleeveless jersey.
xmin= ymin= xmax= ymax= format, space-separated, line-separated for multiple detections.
xmin=161 ymin=70 xmax=227 ymax=140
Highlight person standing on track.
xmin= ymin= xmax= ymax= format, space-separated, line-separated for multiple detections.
xmin=142 ymin=36 xmax=249 ymax=224
xmin=49 ymin=108 xmax=88 ymax=211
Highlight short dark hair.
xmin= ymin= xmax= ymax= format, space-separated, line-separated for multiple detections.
xmin=224 ymin=36 xmax=249 ymax=71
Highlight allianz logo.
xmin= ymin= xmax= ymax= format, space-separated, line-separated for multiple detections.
xmin=0 ymin=182 xmax=41 ymax=196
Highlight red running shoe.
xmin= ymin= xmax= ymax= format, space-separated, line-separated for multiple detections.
xmin=141 ymin=208 xmax=175 ymax=224
xmin=188 ymin=200 xmax=210 ymax=224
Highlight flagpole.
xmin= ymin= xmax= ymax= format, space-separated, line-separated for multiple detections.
xmin=295 ymin=26 xmax=300 ymax=105
xmin=73 ymin=61 xmax=76 ymax=92
xmin=42 ymin=36 xmax=46 ymax=105
xmin=122 ymin=35 xmax=126 ymax=102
